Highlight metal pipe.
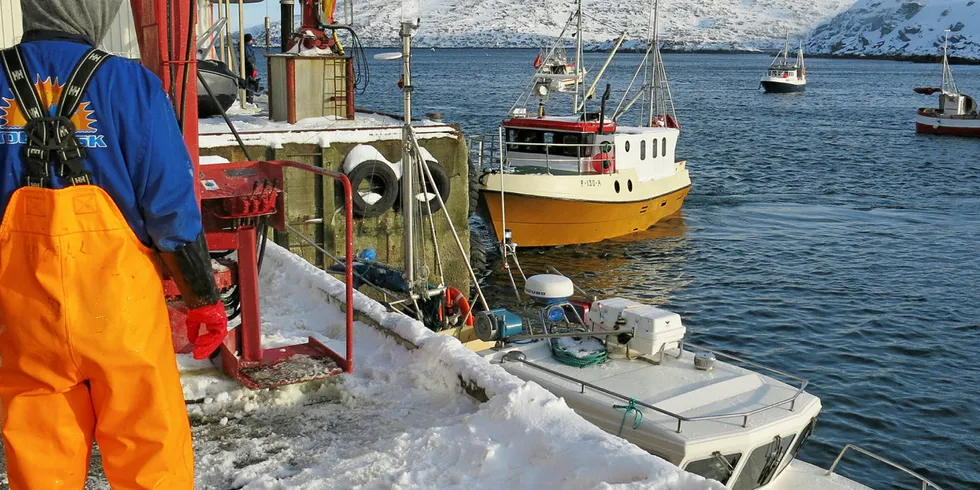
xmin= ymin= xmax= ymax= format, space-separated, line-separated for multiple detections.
xmin=265 ymin=17 xmax=271 ymax=52
xmin=281 ymin=0 xmax=294 ymax=53
xmin=399 ymin=21 xmax=415 ymax=295
xmin=826 ymin=445 xmax=943 ymax=490
xmin=217 ymin=1 xmax=225 ymax=60
xmin=223 ymin=0 xmax=232 ymax=64
xmin=276 ymin=161 xmax=355 ymax=373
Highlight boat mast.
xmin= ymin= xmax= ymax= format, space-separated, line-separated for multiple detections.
xmin=573 ymin=0 xmax=583 ymax=114
xmin=941 ymin=30 xmax=958 ymax=94
xmin=399 ymin=20 xmax=417 ymax=294
xmin=783 ymin=35 xmax=789 ymax=65
xmin=646 ymin=0 xmax=660 ymax=124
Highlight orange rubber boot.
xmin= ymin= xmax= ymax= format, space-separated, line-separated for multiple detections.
xmin=0 ymin=186 xmax=194 ymax=489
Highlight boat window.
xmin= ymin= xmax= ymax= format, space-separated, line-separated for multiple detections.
xmin=640 ymin=140 xmax=646 ymax=160
xmin=786 ymin=418 xmax=816 ymax=466
xmin=556 ymin=132 xmax=584 ymax=157
xmin=652 ymin=139 xmax=657 ymax=158
xmin=624 ymin=141 xmax=630 ymax=153
xmin=662 ymin=137 xmax=667 ymax=157
xmin=506 ymin=129 xmax=547 ymax=154
xmin=732 ymin=433 xmax=797 ymax=490
xmin=684 ymin=452 xmax=742 ymax=485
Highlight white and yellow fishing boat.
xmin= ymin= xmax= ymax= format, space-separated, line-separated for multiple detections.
xmin=478 ymin=0 xmax=690 ymax=248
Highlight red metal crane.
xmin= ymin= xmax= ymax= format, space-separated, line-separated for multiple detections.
xmin=130 ymin=0 xmax=354 ymax=389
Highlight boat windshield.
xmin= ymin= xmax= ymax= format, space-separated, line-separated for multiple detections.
xmin=505 ymin=128 xmax=595 ymax=158
xmin=731 ymin=433 xmax=797 ymax=490
xmin=684 ymin=452 xmax=742 ymax=485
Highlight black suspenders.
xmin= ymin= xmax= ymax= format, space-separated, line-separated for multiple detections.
xmin=0 ymin=46 xmax=110 ymax=188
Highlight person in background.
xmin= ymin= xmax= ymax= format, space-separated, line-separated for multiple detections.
xmin=242 ymin=33 xmax=261 ymax=103
xmin=0 ymin=0 xmax=228 ymax=487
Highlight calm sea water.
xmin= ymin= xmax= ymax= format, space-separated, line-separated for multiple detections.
xmin=259 ymin=48 xmax=980 ymax=489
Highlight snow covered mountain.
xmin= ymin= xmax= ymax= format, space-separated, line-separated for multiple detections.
xmin=243 ymin=0 xmax=852 ymax=51
xmin=807 ymin=0 xmax=980 ymax=59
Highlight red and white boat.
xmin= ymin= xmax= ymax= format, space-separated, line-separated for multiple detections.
xmin=914 ymin=32 xmax=980 ymax=137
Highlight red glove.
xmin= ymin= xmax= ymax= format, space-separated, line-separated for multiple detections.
xmin=186 ymin=303 xmax=229 ymax=360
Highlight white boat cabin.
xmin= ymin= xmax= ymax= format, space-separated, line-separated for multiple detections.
xmin=501 ymin=113 xmax=680 ymax=183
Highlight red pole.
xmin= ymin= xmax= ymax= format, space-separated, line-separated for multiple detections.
xmin=131 ymin=0 xmax=199 ymax=195
xmin=342 ymin=174 xmax=354 ymax=372
xmin=237 ymin=226 xmax=263 ymax=363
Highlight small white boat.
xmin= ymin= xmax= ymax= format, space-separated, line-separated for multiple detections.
xmin=761 ymin=39 xmax=806 ymax=93
xmin=470 ymin=274 xmax=944 ymax=490
xmin=914 ymin=31 xmax=980 ymax=137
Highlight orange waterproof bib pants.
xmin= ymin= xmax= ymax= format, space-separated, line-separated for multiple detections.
xmin=0 ymin=185 xmax=194 ymax=489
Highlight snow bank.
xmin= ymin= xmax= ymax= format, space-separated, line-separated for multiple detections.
xmin=178 ymin=242 xmax=722 ymax=489
xmin=807 ymin=0 xmax=980 ymax=59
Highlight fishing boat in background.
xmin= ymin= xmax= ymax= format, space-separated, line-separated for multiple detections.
xmin=478 ymin=0 xmax=691 ymax=248
xmin=760 ymin=39 xmax=806 ymax=93
xmin=914 ymin=31 xmax=980 ymax=137
xmin=532 ymin=43 xmax=583 ymax=93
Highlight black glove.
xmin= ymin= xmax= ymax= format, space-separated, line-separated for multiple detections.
xmin=159 ymin=231 xmax=220 ymax=308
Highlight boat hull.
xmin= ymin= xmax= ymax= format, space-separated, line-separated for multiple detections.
xmin=761 ymin=80 xmax=805 ymax=93
xmin=198 ymin=59 xmax=242 ymax=118
xmin=915 ymin=111 xmax=980 ymax=137
xmin=481 ymin=168 xmax=691 ymax=247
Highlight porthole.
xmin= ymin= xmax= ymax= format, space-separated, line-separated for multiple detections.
xmin=662 ymin=137 xmax=667 ymax=157
xmin=652 ymin=139 xmax=657 ymax=158
xmin=615 ymin=181 xmax=621 ymax=193
xmin=624 ymin=141 xmax=631 ymax=152
xmin=640 ymin=140 xmax=646 ymax=160
xmin=627 ymin=180 xmax=633 ymax=192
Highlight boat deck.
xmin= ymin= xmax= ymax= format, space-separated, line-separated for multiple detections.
xmin=481 ymin=340 xmax=821 ymax=447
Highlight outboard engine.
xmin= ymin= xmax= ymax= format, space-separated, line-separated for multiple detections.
xmin=585 ymin=297 xmax=686 ymax=357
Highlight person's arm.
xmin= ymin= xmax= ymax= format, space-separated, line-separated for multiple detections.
xmin=134 ymin=91 xmax=219 ymax=304
xmin=117 ymin=69 xmax=226 ymax=358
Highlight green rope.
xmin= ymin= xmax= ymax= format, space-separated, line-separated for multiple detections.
xmin=613 ymin=398 xmax=643 ymax=436
xmin=549 ymin=338 xmax=608 ymax=367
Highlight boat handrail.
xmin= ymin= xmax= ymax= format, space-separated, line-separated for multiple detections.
xmin=500 ymin=342 xmax=809 ymax=434
xmin=826 ymin=444 xmax=944 ymax=490
xmin=679 ymin=341 xmax=808 ymax=393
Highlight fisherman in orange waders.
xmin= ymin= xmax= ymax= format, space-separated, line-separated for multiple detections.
xmin=0 ymin=1 xmax=228 ymax=487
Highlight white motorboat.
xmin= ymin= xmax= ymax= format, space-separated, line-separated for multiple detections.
xmin=471 ymin=273 xmax=943 ymax=490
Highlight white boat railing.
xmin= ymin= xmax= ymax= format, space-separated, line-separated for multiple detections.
xmin=468 ymin=133 xmax=616 ymax=176
xmin=826 ymin=444 xmax=944 ymax=490
xmin=500 ymin=340 xmax=809 ymax=434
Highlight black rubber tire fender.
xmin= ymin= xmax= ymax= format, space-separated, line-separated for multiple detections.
xmin=346 ymin=160 xmax=399 ymax=219
xmin=399 ymin=161 xmax=451 ymax=214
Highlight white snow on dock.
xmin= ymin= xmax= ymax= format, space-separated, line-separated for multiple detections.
xmin=0 ymin=243 xmax=721 ymax=489
xmin=178 ymin=243 xmax=723 ymax=489
xmin=198 ymin=100 xmax=456 ymax=150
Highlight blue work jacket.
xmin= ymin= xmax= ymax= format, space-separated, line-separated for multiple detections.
xmin=0 ymin=35 xmax=201 ymax=252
